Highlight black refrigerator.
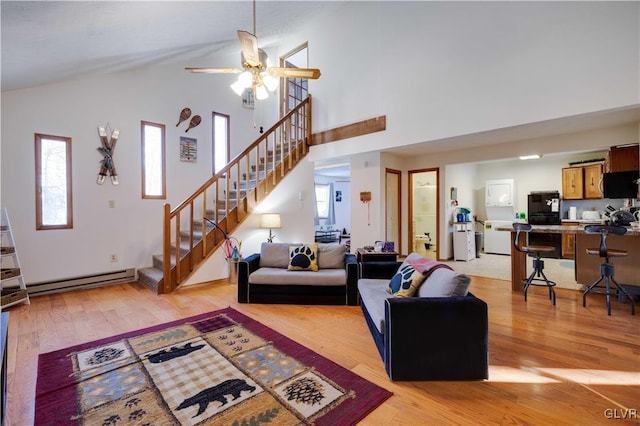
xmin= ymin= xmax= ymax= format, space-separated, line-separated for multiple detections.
xmin=527 ymin=191 xmax=561 ymax=258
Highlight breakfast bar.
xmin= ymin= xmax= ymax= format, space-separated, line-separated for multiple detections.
xmin=502 ymin=224 xmax=640 ymax=292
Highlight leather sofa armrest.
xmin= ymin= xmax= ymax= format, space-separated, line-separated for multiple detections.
xmin=237 ymin=253 xmax=260 ymax=303
xmin=345 ymin=254 xmax=358 ymax=305
xmin=384 ymin=293 xmax=488 ymax=381
xmin=359 ymin=261 xmax=401 ymax=280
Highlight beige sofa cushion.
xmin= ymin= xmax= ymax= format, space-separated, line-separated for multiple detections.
xmin=249 ymin=268 xmax=347 ymax=286
xmin=259 ymin=243 xmax=300 ymax=268
xmin=260 ymin=242 xmax=346 ymax=270
xmin=417 ymin=268 xmax=471 ymax=297
xmin=317 ymin=243 xmax=347 ymax=269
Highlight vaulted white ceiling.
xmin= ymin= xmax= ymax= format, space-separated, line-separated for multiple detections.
xmin=1 ymin=1 xmax=343 ymax=91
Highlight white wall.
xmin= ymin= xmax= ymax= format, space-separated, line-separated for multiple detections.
xmin=349 ymin=152 xmax=384 ymax=251
xmin=302 ymin=1 xmax=638 ymax=161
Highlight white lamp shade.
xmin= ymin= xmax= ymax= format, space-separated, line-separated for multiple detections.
xmin=230 ymin=80 xmax=245 ymax=96
xmin=261 ymin=213 xmax=281 ymax=229
xmin=261 ymin=72 xmax=279 ymax=92
xmin=255 ymin=84 xmax=268 ymax=100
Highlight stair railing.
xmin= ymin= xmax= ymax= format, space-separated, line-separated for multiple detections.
xmin=161 ymin=96 xmax=312 ymax=293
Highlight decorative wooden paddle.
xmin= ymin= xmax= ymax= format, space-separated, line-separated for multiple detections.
xmin=185 ymin=115 xmax=201 ymax=133
xmin=176 ymin=108 xmax=191 ymax=127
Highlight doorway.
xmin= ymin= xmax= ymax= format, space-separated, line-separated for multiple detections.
xmin=385 ymin=169 xmax=401 ymax=254
xmin=409 ymin=169 xmax=439 ymax=260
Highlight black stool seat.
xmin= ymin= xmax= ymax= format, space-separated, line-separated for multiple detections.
xmin=583 ymin=225 xmax=635 ymax=316
xmin=512 ymin=223 xmax=557 ymax=305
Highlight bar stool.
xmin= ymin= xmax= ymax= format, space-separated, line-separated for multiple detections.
xmin=513 ymin=223 xmax=556 ymax=305
xmin=582 ymin=225 xmax=635 ymax=316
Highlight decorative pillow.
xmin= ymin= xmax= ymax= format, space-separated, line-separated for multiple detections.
xmin=387 ymin=252 xmax=454 ymax=298
xmin=417 ymin=268 xmax=471 ymax=297
xmin=387 ymin=261 xmax=428 ymax=297
xmin=288 ymin=243 xmax=319 ymax=271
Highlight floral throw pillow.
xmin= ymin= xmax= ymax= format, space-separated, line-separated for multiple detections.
xmin=288 ymin=244 xmax=319 ymax=271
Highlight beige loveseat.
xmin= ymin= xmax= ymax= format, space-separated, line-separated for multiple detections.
xmin=237 ymin=243 xmax=358 ymax=305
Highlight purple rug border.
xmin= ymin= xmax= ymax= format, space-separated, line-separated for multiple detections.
xmin=35 ymin=306 xmax=392 ymax=426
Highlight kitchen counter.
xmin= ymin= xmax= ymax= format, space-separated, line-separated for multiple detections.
xmin=497 ymin=224 xmax=640 ymax=291
xmin=497 ymin=224 xmax=640 ymax=236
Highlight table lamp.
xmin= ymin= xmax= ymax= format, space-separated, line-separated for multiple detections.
xmin=261 ymin=213 xmax=281 ymax=243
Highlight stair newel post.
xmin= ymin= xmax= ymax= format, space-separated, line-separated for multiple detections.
xmin=235 ymin=162 xmax=241 ymax=222
xmin=244 ymin=155 xmax=252 ymax=204
xmin=202 ymin=191 xmax=207 ymax=256
xmin=225 ymin=169 xmax=231 ymax=221
xmin=214 ymin=179 xmax=219 ymax=225
xmin=188 ymin=200 xmax=195 ymax=268
xmin=305 ymin=95 xmax=311 ymax=155
xmin=174 ymin=210 xmax=181 ymax=289
xmin=163 ymin=203 xmax=171 ymax=294
xmin=287 ymin=115 xmax=294 ymax=167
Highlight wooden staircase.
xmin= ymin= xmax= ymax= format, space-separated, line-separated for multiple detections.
xmin=137 ymin=96 xmax=312 ymax=294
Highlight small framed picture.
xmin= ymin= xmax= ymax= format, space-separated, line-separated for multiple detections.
xmin=242 ymin=88 xmax=255 ymax=109
xmin=180 ymin=137 xmax=197 ymax=162
xmin=335 ymin=190 xmax=342 ymax=202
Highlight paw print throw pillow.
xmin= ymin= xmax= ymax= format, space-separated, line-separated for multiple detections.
xmin=288 ymin=244 xmax=319 ymax=271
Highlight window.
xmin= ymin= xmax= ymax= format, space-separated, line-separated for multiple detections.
xmin=35 ymin=133 xmax=73 ymax=229
xmin=141 ymin=121 xmax=166 ymax=199
xmin=212 ymin=112 xmax=230 ymax=174
xmin=315 ymin=184 xmax=330 ymax=219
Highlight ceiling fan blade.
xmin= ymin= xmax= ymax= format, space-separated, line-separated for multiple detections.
xmin=237 ymin=30 xmax=261 ymax=67
xmin=185 ymin=67 xmax=244 ymax=74
xmin=267 ymin=67 xmax=322 ymax=79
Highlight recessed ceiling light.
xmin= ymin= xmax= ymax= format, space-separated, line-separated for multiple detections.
xmin=519 ymin=154 xmax=541 ymax=160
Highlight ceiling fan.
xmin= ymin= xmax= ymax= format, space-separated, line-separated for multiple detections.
xmin=185 ymin=0 xmax=321 ymax=100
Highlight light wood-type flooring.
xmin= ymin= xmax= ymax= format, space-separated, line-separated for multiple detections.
xmin=3 ymin=275 xmax=639 ymax=425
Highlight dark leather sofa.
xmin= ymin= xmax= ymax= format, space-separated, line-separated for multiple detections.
xmin=358 ymin=261 xmax=489 ymax=381
xmin=237 ymin=243 xmax=359 ymax=305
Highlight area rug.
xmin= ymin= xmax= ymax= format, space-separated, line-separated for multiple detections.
xmin=35 ymin=307 xmax=392 ymax=425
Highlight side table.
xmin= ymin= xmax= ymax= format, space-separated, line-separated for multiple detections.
xmin=356 ymin=248 xmax=398 ymax=262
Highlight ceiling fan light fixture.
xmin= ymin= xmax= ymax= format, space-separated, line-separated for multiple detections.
xmin=261 ymin=72 xmax=279 ymax=91
xmin=238 ymin=71 xmax=253 ymax=87
xmin=255 ymin=84 xmax=268 ymax=100
xmin=230 ymin=80 xmax=246 ymax=96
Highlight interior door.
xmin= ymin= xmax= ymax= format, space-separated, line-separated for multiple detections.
xmin=409 ymin=169 xmax=439 ymax=260
xmin=385 ymin=169 xmax=401 ymax=254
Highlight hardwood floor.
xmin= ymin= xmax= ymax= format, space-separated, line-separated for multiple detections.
xmin=4 ymin=276 xmax=639 ymax=425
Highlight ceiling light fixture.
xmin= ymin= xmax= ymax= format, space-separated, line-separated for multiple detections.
xmin=519 ymin=154 xmax=541 ymax=160
xmin=230 ymin=66 xmax=279 ymax=99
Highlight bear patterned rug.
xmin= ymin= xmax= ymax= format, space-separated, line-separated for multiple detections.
xmin=35 ymin=307 xmax=392 ymax=425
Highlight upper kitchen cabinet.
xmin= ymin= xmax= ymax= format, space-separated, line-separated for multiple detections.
xmin=609 ymin=144 xmax=639 ymax=172
xmin=562 ymin=162 xmax=604 ymax=200
xmin=562 ymin=167 xmax=584 ymax=200
xmin=583 ymin=163 xmax=604 ymax=199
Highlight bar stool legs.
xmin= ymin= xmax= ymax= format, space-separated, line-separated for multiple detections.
xmin=523 ymin=257 xmax=556 ymax=305
xmin=583 ymin=261 xmax=635 ymax=316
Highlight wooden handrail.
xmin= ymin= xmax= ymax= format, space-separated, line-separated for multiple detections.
xmin=161 ymin=96 xmax=312 ymax=293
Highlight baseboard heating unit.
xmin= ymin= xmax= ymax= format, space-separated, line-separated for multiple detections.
xmin=27 ymin=268 xmax=136 ymax=296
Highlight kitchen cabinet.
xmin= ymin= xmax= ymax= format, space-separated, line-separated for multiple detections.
xmin=609 ymin=144 xmax=639 ymax=172
xmin=562 ymin=167 xmax=583 ymax=199
xmin=562 ymin=162 xmax=603 ymax=200
xmin=561 ymin=222 xmax=578 ymax=259
xmin=583 ymin=163 xmax=603 ymax=199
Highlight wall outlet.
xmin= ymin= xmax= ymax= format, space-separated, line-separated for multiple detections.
xmin=110 ymin=254 xmax=118 ymax=262
xmin=108 ymin=200 xmax=115 ymax=208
